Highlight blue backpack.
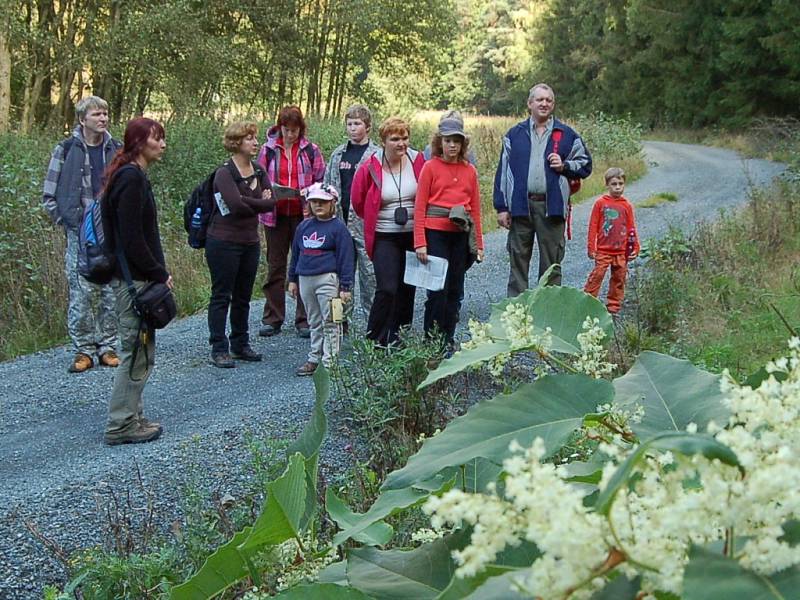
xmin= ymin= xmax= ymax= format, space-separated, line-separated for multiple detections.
xmin=77 ymin=196 xmax=115 ymax=284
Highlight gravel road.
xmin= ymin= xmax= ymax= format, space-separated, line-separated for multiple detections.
xmin=0 ymin=141 xmax=786 ymax=598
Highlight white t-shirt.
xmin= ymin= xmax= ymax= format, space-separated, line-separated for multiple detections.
xmin=376 ymin=157 xmax=416 ymax=233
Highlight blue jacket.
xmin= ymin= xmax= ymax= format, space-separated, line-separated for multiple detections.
xmin=493 ymin=117 xmax=592 ymax=218
xmin=288 ymin=217 xmax=355 ymax=290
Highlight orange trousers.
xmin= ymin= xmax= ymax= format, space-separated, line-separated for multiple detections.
xmin=584 ymin=253 xmax=628 ymax=313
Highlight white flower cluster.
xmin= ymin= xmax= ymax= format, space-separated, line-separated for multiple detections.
xmin=411 ymin=527 xmax=447 ymax=544
xmin=500 ymin=303 xmax=552 ymax=351
xmin=461 ymin=318 xmax=493 ymax=350
xmin=422 ymin=339 xmax=800 ymax=598
xmin=425 ymin=439 xmax=610 ymax=598
xmin=573 ymin=317 xmax=616 ymax=378
xmin=270 ymin=534 xmax=337 ymax=592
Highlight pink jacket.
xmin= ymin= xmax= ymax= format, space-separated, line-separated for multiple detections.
xmin=351 ymin=148 xmax=426 ymax=258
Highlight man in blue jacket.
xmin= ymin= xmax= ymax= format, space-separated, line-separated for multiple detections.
xmin=493 ymin=83 xmax=592 ymax=293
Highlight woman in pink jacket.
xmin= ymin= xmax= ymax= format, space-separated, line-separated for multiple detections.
xmin=351 ymin=117 xmax=425 ymax=346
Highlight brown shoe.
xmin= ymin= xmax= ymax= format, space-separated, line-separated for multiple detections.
xmin=99 ymin=351 xmax=120 ymax=367
xmin=104 ymin=423 xmax=163 ymax=446
xmin=68 ymin=353 xmax=93 ymax=373
xmin=295 ymin=361 xmax=318 ymax=377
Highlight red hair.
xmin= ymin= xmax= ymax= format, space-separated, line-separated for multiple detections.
xmin=103 ymin=117 xmax=165 ymax=194
xmin=277 ymin=105 xmax=306 ymax=139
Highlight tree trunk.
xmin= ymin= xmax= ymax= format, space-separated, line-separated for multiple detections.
xmin=0 ymin=29 xmax=10 ymax=133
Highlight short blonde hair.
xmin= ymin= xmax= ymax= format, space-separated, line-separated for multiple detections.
xmin=604 ymin=167 xmax=626 ymax=183
xmin=378 ymin=117 xmax=410 ymax=144
xmin=223 ymin=121 xmax=258 ymax=153
xmin=345 ymin=104 xmax=372 ymax=130
xmin=76 ymin=96 xmax=109 ymax=120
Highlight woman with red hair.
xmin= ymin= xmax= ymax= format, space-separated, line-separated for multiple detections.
xmin=101 ymin=117 xmax=171 ymax=446
xmin=256 ymin=106 xmax=326 ymax=338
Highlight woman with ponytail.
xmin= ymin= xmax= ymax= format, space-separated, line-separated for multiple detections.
xmin=101 ymin=117 xmax=171 ymax=446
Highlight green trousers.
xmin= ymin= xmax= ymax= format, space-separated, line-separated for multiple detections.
xmin=106 ymin=279 xmax=156 ymax=434
xmin=506 ymin=197 xmax=566 ymax=296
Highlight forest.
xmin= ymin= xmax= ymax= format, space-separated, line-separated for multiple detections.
xmin=1 ymin=0 xmax=798 ymax=131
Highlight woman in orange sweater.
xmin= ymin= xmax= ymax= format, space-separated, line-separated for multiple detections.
xmin=414 ymin=112 xmax=484 ymax=349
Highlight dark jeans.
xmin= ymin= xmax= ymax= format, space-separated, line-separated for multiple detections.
xmin=262 ymin=218 xmax=308 ymax=329
xmin=367 ymin=231 xmax=416 ymax=346
xmin=205 ymin=237 xmax=260 ymax=354
xmin=423 ymin=229 xmax=469 ymax=346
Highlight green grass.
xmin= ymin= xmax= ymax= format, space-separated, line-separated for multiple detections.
xmin=637 ymin=192 xmax=678 ymax=208
xmin=631 ymin=181 xmax=800 ymax=379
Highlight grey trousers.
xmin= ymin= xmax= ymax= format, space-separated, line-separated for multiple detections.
xmin=348 ymin=215 xmax=375 ymax=319
xmin=506 ymin=197 xmax=566 ymax=296
xmin=299 ymin=272 xmax=341 ymax=366
xmin=65 ymin=228 xmax=118 ymax=357
xmin=106 ymin=279 xmax=155 ymax=434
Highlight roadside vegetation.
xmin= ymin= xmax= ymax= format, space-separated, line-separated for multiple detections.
xmin=0 ymin=112 xmax=643 ymax=361
xmin=636 ymin=191 xmax=678 ymax=208
xmin=626 ymin=119 xmax=800 ymax=378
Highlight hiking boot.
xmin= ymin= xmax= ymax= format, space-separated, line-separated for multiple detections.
xmin=296 ymin=326 xmax=311 ymax=339
xmin=68 ymin=353 xmax=93 ymax=373
xmin=258 ymin=324 xmax=281 ymax=337
xmin=231 ymin=346 xmax=263 ymax=362
xmin=211 ymin=353 xmax=236 ymax=368
xmin=138 ymin=416 xmax=162 ymax=431
xmin=295 ymin=361 xmax=318 ymax=377
xmin=99 ymin=350 xmax=120 ymax=367
xmin=104 ymin=423 xmax=162 ymax=446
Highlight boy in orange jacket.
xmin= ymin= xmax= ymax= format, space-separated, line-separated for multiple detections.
xmin=584 ymin=167 xmax=639 ymax=314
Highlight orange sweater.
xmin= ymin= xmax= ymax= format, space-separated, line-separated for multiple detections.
xmin=587 ymin=194 xmax=639 ymax=256
xmin=413 ymin=157 xmax=484 ymax=250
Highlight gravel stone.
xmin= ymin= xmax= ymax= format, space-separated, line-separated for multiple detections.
xmin=0 ymin=141 xmax=785 ymax=598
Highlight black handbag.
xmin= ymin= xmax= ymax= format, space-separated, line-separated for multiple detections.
xmin=133 ymin=281 xmax=177 ymax=329
xmin=110 ymin=193 xmax=176 ymax=330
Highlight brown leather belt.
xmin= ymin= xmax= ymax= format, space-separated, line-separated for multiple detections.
xmin=528 ymin=193 xmax=545 ymax=201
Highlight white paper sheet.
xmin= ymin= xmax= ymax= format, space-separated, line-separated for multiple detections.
xmin=403 ymin=251 xmax=448 ymax=291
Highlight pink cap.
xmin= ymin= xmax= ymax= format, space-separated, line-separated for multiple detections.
xmin=302 ymin=182 xmax=339 ymax=202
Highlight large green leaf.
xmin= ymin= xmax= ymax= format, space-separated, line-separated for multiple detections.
xmin=500 ymin=286 xmax=612 ymax=354
xmin=458 ymin=457 xmax=504 ymax=494
xmin=318 ymin=560 xmax=348 ymax=585
xmin=683 ymin=545 xmax=800 ymax=599
xmin=613 ymin=352 xmax=730 ymax=438
xmin=274 ymin=583 xmax=374 ymax=599
xmin=436 ymin=541 xmax=540 ymax=600
xmin=332 ymin=474 xmax=454 ymax=546
xmin=347 ymin=533 xmax=467 ymax=599
xmin=385 ymin=374 xmax=611 ymax=491
xmin=326 ymin=489 xmax=394 ymax=546
xmin=239 ymin=453 xmax=307 ymax=551
xmin=459 ymin=571 xmax=529 ymax=599
xmin=420 ymin=286 xmax=610 ymax=389
xmin=595 ymin=432 xmax=741 ymax=516
xmin=287 ymin=366 xmax=329 ymax=531
xmin=419 ymin=340 xmax=513 ymax=389
xmin=170 ymin=527 xmax=253 ymax=599
xmin=590 ymin=575 xmax=641 ymax=599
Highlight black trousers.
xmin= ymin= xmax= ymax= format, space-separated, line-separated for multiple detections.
xmin=205 ymin=237 xmax=260 ymax=354
xmin=367 ymin=231 xmax=416 ymax=346
xmin=423 ymin=229 xmax=469 ymax=345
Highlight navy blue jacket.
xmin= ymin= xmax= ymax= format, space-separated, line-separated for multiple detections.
xmin=493 ymin=117 xmax=592 ymax=218
xmin=288 ymin=217 xmax=355 ymax=290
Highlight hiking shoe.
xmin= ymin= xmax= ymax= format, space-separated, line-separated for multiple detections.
xmin=296 ymin=326 xmax=311 ymax=339
xmin=139 ymin=416 xmax=162 ymax=431
xmin=99 ymin=350 xmax=120 ymax=367
xmin=104 ymin=423 xmax=162 ymax=446
xmin=295 ymin=361 xmax=318 ymax=377
xmin=258 ymin=324 xmax=281 ymax=337
xmin=231 ymin=347 xmax=263 ymax=362
xmin=211 ymin=353 xmax=236 ymax=368
xmin=68 ymin=353 xmax=93 ymax=373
